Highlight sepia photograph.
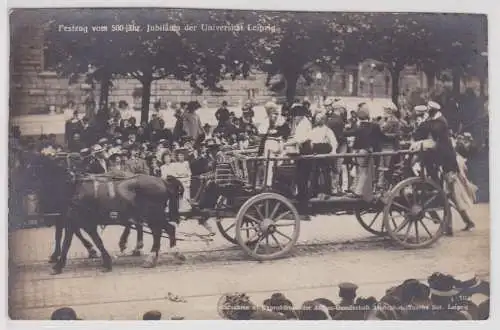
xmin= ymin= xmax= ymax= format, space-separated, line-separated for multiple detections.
xmin=7 ymin=6 xmax=490 ymax=321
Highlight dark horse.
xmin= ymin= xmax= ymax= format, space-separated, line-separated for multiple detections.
xmin=22 ymin=153 xmax=145 ymax=263
xmin=25 ymin=154 xmax=183 ymax=274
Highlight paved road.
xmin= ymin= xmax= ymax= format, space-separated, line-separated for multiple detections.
xmin=8 ymin=204 xmax=490 ymax=320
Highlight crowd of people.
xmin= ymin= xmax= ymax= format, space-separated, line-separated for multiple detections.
xmin=48 ymin=271 xmax=489 ymax=320
xmin=9 ymin=92 xmax=481 ymax=233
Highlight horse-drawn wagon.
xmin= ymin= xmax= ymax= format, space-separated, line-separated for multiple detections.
xmin=16 ymin=146 xmax=451 ymax=272
xmin=195 ymin=147 xmax=451 ymax=261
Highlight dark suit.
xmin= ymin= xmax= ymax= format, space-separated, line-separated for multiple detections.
xmin=413 ymin=118 xmax=458 ymax=174
xmin=86 ymin=158 xmax=108 ymax=174
xmin=326 ymin=113 xmax=346 ymax=144
xmin=344 ymin=121 xmax=388 ymax=152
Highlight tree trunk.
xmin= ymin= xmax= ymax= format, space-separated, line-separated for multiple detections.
xmin=140 ymin=77 xmax=152 ymax=124
xmin=424 ymin=69 xmax=436 ymax=89
xmin=352 ymin=69 xmax=359 ymax=96
xmin=99 ymin=73 xmax=111 ymax=116
xmin=285 ymin=72 xmax=299 ymax=104
xmin=390 ymin=65 xmax=403 ymax=107
xmin=452 ymin=67 xmax=462 ymax=97
xmin=141 ymin=71 xmax=153 ymax=123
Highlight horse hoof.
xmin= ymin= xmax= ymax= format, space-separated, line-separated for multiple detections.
xmin=119 ymin=244 xmax=127 ymax=253
xmin=101 ymin=267 xmax=112 ymax=273
xmin=51 ymin=268 xmax=62 ymax=275
xmin=88 ymin=250 xmax=99 ymax=259
xmin=142 ymin=261 xmax=156 ymax=268
xmin=48 ymin=255 xmax=59 ymax=264
xmin=173 ymin=252 xmax=186 ymax=262
xmin=131 ymin=250 xmax=141 ymax=257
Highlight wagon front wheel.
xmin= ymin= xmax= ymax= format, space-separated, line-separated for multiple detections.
xmin=235 ymin=193 xmax=300 ymax=261
xmin=383 ymin=177 xmax=450 ymax=249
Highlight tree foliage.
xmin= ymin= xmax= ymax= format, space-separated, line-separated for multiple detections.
xmin=18 ymin=8 xmax=488 ymax=116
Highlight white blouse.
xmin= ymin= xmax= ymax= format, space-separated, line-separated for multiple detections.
xmin=308 ymin=125 xmax=338 ymax=153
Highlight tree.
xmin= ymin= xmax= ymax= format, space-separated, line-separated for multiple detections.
xmin=251 ymin=12 xmax=343 ymax=103
xmin=360 ymin=13 xmax=433 ymax=106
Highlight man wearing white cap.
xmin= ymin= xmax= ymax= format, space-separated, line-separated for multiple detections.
xmin=411 ymin=102 xmax=475 ymax=233
xmin=426 ymin=101 xmax=448 ymax=127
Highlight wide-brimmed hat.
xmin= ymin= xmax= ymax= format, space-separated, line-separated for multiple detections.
xmin=80 ymin=148 xmax=91 ymax=157
xmin=427 ymin=101 xmax=441 ymax=110
xmin=98 ymin=137 xmax=109 ymax=145
xmin=91 ymin=144 xmax=105 ymax=154
xmin=414 ymin=105 xmax=429 ymax=114
xmin=383 ymin=101 xmax=398 ymax=114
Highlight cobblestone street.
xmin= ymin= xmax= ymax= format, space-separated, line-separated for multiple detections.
xmin=8 ymin=204 xmax=490 ymax=320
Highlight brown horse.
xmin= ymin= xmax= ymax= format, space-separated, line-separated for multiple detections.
xmin=24 ymin=154 xmax=183 ymax=274
xmin=20 ymin=153 xmax=145 ymax=263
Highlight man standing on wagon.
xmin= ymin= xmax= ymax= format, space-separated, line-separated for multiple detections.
xmin=410 ymin=101 xmax=476 ymax=234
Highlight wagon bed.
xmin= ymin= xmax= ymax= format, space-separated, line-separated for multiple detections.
xmin=205 ymin=147 xmax=451 ymax=260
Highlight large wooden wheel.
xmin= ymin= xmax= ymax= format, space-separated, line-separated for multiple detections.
xmin=355 ymin=204 xmax=387 ymax=237
xmin=235 ymin=192 xmax=300 ymax=261
xmin=383 ymin=177 xmax=450 ymax=249
xmin=216 ymin=219 xmax=238 ymax=245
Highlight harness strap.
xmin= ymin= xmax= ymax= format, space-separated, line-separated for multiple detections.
xmin=92 ymin=179 xmax=116 ymax=199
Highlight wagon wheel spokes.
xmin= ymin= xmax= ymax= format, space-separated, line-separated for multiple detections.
xmin=403 ymin=220 xmax=413 ymax=242
xmin=414 ymin=220 xmax=419 ymax=243
xmin=253 ymin=204 xmax=265 ymax=221
xmin=368 ymin=210 xmax=382 ymax=228
xmin=389 ymin=211 xmax=407 ymax=232
xmin=269 ymin=200 xmax=281 ymax=220
xmin=385 ymin=177 xmax=449 ymax=249
xmin=423 ymin=192 xmax=440 ymax=208
xmin=275 ymin=229 xmax=293 ymax=242
xmin=244 ymin=213 xmax=262 ymax=224
xmin=264 ymin=200 xmax=270 ymax=219
xmin=270 ymin=233 xmax=285 ymax=250
xmin=236 ymin=193 xmax=300 ymax=261
xmin=355 ymin=208 xmax=387 ymax=237
xmin=418 ymin=219 xmax=434 ymax=238
xmin=392 ymin=201 xmax=411 ymax=213
xmin=274 ymin=210 xmax=292 ymax=222
xmin=251 ymin=235 xmax=266 ymax=254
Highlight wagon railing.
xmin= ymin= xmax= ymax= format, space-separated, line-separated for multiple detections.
xmin=225 ymin=148 xmax=421 ymax=191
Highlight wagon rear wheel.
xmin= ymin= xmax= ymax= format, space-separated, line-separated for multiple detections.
xmin=355 ymin=204 xmax=387 ymax=237
xmin=217 ymin=218 xmax=259 ymax=246
xmin=383 ymin=177 xmax=450 ymax=249
xmin=235 ymin=193 xmax=300 ymax=261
